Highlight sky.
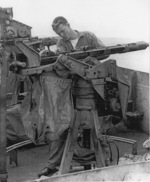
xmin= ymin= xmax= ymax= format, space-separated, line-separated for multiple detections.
xmin=0 ymin=0 xmax=150 ymax=72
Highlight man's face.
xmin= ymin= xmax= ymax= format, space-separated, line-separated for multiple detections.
xmin=54 ymin=23 xmax=71 ymax=41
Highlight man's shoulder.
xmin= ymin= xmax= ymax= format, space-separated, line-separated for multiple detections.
xmin=79 ymin=31 xmax=94 ymax=36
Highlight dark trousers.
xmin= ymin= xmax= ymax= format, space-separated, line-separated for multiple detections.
xmin=47 ymin=131 xmax=67 ymax=169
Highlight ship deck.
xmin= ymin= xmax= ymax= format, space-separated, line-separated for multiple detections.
xmin=7 ymin=128 xmax=149 ymax=182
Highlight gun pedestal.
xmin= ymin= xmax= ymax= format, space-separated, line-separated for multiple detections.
xmin=58 ymin=78 xmax=109 ymax=175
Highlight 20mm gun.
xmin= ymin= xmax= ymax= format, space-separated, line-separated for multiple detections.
xmin=17 ymin=41 xmax=149 ymax=76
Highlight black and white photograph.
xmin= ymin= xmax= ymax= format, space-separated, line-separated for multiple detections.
xmin=0 ymin=0 xmax=150 ymax=181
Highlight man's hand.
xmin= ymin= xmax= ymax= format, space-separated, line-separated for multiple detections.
xmin=83 ymin=56 xmax=99 ymax=65
xmin=41 ymin=38 xmax=57 ymax=47
xmin=52 ymin=55 xmax=70 ymax=78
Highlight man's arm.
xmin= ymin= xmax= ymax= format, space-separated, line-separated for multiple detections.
xmin=56 ymin=39 xmax=67 ymax=53
xmin=89 ymin=32 xmax=105 ymax=48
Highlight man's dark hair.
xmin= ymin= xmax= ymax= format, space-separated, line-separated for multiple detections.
xmin=52 ymin=16 xmax=68 ymax=31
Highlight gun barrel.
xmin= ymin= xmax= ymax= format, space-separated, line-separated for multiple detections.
xmin=117 ymin=41 xmax=149 ymax=52
xmin=41 ymin=41 xmax=149 ymax=65
xmin=68 ymin=41 xmax=149 ymax=57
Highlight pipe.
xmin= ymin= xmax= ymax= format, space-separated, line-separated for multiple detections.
xmin=0 ymin=47 xmax=10 ymax=182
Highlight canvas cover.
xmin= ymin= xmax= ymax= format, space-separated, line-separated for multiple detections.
xmin=20 ymin=71 xmax=73 ymax=144
xmin=6 ymin=104 xmax=28 ymax=146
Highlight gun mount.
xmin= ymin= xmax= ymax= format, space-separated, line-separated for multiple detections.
xmin=0 ymin=6 xmax=149 ymax=181
xmin=0 ymin=6 xmax=149 ymax=145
